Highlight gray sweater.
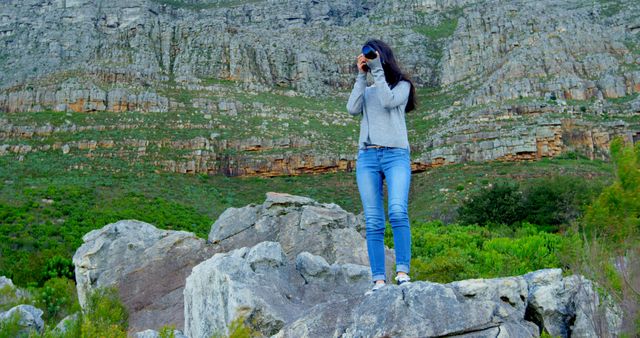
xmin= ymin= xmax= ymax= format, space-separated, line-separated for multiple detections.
xmin=346 ymin=56 xmax=411 ymax=151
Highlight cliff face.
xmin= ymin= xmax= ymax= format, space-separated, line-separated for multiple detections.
xmin=0 ymin=0 xmax=639 ymax=176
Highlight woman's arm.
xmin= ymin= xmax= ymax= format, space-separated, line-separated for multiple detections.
xmin=346 ymin=72 xmax=367 ymax=116
xmin=367 ymin=57 xmax=410 ymax=109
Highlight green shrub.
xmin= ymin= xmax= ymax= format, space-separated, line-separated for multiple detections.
xmin=35 ymin=277 xmax=79 ymax=324
xmin=158 ymin=325 xmax=176 ymax=338
xmin=210 ymin=310 xmax=261 ymax=338
xmin=42 ymin=256 xmax=74 ymax=282
xmin=0 ymin=185 xmax=212 ymax=286
xmin=456 ymin=182 xmax=525 ymax=226
xmin=0 ymin=284 xmax=31 ymax=312
xmin=561 ymin=136 xmax=640 ymax=336
xmin=405 ymin=221 xmax=574 ymax=283
xmin=457 ymin=175 xmax=602 ymax=228
xmin=581 ymin=136 xmax=640 ymax=246
xmin=80 ymin=286 xmax=128 ymax=337
xmin=521 ymin=175 xmax=603 ymax=229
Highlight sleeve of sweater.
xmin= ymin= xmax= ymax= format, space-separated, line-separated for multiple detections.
xmin=367 ymin=57 xmax=410 ymax=110
xmin=346 ymin=72 xmax=367 ymax=116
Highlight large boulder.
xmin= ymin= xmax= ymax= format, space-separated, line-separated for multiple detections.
xmin=72 ymin=219 xmax=217 ymax=333
xmin=0 ymin=304 xmax=44 ymax=336
xmin=183 ymin=240 xmax=542 ymax=338
xmin=184 ymin=241 xmax=372 ymax=338
xmin=208 ymin=192 xmax=396 ymax=279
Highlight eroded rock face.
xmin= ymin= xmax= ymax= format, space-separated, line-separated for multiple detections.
xmin=208 ymin=192 xmax=396 ymax=280
xmin=72 ymin=219 xmax=217 ymax=333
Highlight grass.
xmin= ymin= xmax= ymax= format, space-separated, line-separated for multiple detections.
xmin=150 ymin=0 xmax=263 ymax=10
xmin=596 ymin=0 xmax=626 ymax=17
xmin=412 ymin=16 xmax=459 ymax=41
xmin=606 ymin=92 xmax=639 ymax=105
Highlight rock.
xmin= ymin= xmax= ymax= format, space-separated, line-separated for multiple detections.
xmin=186 ymin=240 xmax=621 ymax=338
xmin=183 ymin=241 xmax=372 ymax=338
xmin=0 ymin=305 xmax=44 ymax=335
xmin=133 ymin=328 xmax=188 ymax=338
xmin=0 ymin=276 xmax=26 ymax=306
xmin=54 ymin=312 xmax=79 ymax=334
xmin=524 ymin=268 xmax=622 ymax=338
xmin=72 ymin=219 xmax=217 ymax=333
xmin=341 ymin=282 xmax=538 ymax=338
xmin=208 ymin=192 xmax=396 ymax=279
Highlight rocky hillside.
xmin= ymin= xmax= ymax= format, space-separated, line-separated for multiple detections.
xmin=0 ymin=0 xmax=639 ymax=176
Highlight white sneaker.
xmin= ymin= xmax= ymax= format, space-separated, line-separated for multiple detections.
xmin=395 ymin=274 xmax=411 ymax=285
xmin=364 ymin=282 xmax=386 ymax=296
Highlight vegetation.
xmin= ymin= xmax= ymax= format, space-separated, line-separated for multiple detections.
xmin=412 ymin=17 xmax=459 ymax=41
xmin=562 ymin=136 xmax=640 ymax=336
xmin=456 ymin=174 xmax=605 ymax=230
xmin=150 ymin=0 xmax=263 ymax=10
xmin=384 ymin=221 xmax=576 ymax=283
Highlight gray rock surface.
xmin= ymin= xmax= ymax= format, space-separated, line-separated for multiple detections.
xmin=185 ymin=240 xmax=621 ymax=338
xmin=53 ymin=312 xmax=79 ymax=334
xmin=0 ymin=304 xmax=44 ymax=335
xmin=1 ymin=0 xmax=639 ymax=177
xmin=0 ymin=276 xmax=27 ymax=307
xmin=71 ymin=193 xmax=395 ymax=334
xmin=72 ymin=219 xmax=217 ymax=333
xmin=524 ymin=268 xmax=622 ymax=338
xmin=208 ymin=191 xmax=396 ymax=280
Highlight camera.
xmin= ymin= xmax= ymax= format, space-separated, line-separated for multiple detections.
xmin=361 ymin=44 xmax=383 ymax=72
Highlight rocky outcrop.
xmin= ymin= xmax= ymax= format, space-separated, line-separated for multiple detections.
xmin=184 ymin=239 xmax=621 ymax=337
xmin=70 ymin=194 xmax=623 ymax=337
xmin=71 ymin=192 xmax=395 ymax=334
xmin=72 ymin=219 xmax=217 ymax=333
xmin=182 ymin=241 xmax=373 ymax=338
xmin=208 ymin=192 xmax=395 ymax=278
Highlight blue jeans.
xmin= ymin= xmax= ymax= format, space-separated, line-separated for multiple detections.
xmin=356 ymin=146 xmax=412 ymax=283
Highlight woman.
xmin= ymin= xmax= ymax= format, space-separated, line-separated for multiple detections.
xmin=346 ymin=39 xmax=417 ymax=296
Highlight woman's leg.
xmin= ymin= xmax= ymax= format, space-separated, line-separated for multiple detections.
xmin=356 ymin=149 xmax=387 ymax=283
xmin=381 ymin=148 xmax=412 ymax=275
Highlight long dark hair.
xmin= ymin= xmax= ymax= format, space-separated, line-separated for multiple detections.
xmin=364 ymin=39 xmax=417 ymax=113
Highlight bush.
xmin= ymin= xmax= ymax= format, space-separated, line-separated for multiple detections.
xmin=562 ymin=136 xmax=640 ymax=336
xmin=456 ymin=182 xmax=525 ymax=226
xmin=35 ymin=277 xmax=79 ymax=324
xmin=581 ymin=137 xmax=640 ymax=245
xmin=42 ymin=256 xmax=74 ymax=282
xmin=79 ymin=286 xmax=128 ymax=337
xmin=456 ymin=175 xmax=603 ymax=228
xmin=521 ymin=175 xmax=603 ymax=229
xmin=0 ymin=310 xmax=24 ymax=338
xmin=406 ymin=221 xmax=574 ymax=283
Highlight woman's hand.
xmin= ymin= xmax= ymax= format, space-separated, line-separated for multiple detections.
xmin=357 ymin=53 xmax=368 ymax=73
